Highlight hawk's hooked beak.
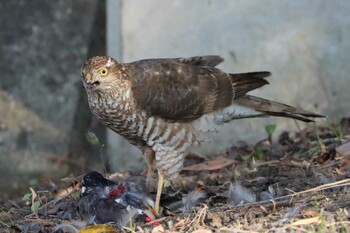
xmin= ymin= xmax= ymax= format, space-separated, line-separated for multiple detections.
xmin=83 ymin=73 xmax=100 ymax=90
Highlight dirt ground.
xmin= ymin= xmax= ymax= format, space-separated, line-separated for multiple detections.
xmin=1 ymin=118 xmax=350 ymax=233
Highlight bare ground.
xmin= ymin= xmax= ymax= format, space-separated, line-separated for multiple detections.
xmin=1 ymin=118 xmax=350 ymax=233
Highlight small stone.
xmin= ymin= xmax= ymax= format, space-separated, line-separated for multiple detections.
xmin=336 ymin=141 xmax=350 ymax=156
xmin=152 ymin=225 xmax=165 ymax=233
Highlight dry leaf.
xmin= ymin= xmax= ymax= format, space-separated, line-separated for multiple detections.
xmin=315 ymin=152 xmax=332 ymax=164
xmin=78 ymin=224 xmax=117 ymax=233
xmin=278 ymin=154 xmax=310 ymax=168
xmin=291 ymin=159 xmax=311 ymax=168
xmin=152 ymin=225 xmax=165 ymax=233
xmin=334 ymin=167 xmax=346 ymax=175
xmin=291 ymin=217 xmax=321 ymax=226
xmin=183 ymin=157 xmax=234 ymax=171
xmin=192 ymin=229 xmax=212 ymax=233
xmin=339 ymin=155 xmax=350 ymax=168
xmin=259 ymin=205 xmax=269 ymax=214
xmin=55 ymin=186 xmax=74 ymax=197
xmin=245 ymin=176 xmax=268 ymax=184
xmin=302 ymin=210 xmax=318 ymax=217
xmin=174 ymin=219 xmax=185 ymax=228
xmin=210 ymin=215 xmax=223 ymax=228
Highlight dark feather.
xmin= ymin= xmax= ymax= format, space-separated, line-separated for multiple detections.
xmin=176 ymin=55 xmax=224 ymax=67
xmin=128 ymin=58 xmax=270 ymax=122
xmin=230 ymin=72 xmax=270 ymax=98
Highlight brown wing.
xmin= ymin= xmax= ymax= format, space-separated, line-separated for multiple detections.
xmin=128 ymin=57 xmax=270 ymax=121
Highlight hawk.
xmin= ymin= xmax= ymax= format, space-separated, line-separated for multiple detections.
xmin=81 ymin=55 xmax=323 ymax=213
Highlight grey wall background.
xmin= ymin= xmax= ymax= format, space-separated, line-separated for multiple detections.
xmin=0 ymin=0 xmax=105 ymax=197
xmin=0 ymin=0 xmax=349 ymax=197
xmin=107 ymin=0 xmax=350 ymax=170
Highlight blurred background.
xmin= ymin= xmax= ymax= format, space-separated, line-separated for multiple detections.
xmin=0 ymin=0 xmax=349 ymax=198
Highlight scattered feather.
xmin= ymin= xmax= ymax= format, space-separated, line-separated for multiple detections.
xmin=279 ymin=203 xmax=305 ymax=224
xmin=53 ymin=223 xmax=78 ymax=233
xmin=182 ymin=191 xmax=207 ymax=212
xmin=260 ymin=184 xmax=282 ymax=201
xmin=17 ymin=222 xmax=41 ymax=233
xmin=143 ymin=209 xmax=156 ymax=221
xmin=311 ymin=168 xmax=334 ymax=184
xmin=117 ymin=207 xmax=138 ymax=229
xmin=227 ymin=182 xmax=256 ymax=205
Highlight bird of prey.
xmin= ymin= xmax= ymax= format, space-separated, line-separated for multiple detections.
xmin=81 ymin=55 xmax=323 ymax=213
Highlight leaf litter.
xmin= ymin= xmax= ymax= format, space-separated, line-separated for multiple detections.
xmin=1 ymin=117 xmax=350 ymax=232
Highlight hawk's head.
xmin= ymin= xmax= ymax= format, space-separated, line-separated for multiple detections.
xmin=81 ymin=56 xmax=124 ymax=93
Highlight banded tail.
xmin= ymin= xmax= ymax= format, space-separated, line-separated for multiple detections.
xmin=235 ymin=95 xmax=324 ymax=122
xmin=211 ymin=71 xmax=324 ymax=124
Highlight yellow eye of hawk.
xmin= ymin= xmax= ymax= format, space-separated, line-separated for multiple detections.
xmin=100 ymin=68 xmax=108 ymax=76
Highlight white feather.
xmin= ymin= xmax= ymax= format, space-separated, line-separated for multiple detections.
xmin=213 ymin=104 xmax=261 ymax=123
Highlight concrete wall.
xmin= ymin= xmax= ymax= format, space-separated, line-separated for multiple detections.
xmin=0 ymin=0 xmax=101 ymax=197
xmin=106 ymin=0 xmax=350 ymax=169
xmin=106 ymin=0 xmax=143 ymax=172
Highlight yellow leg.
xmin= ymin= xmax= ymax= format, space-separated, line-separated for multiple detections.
xmin=142 ymin=148 xmax=155 ymax=191
xmin=154 ymin=171 xmax=164 ymax=215
xmin=146 ymin=164 xmax=153 ymax=190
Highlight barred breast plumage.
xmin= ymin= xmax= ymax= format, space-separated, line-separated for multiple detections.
xmin=86 ymin=81 xmax=195 ymax=180
xmin=81 ymin=55 xmax=323 ymax=213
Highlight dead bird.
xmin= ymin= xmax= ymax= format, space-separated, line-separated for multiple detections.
xmin=78 ymin=171 xmax=156 ymax=225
